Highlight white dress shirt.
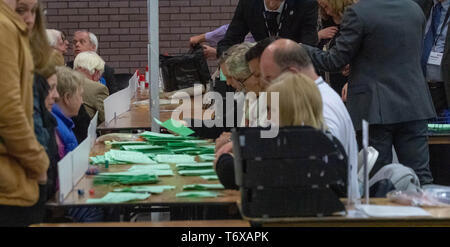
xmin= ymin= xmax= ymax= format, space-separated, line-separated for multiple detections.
xmin=315 ymin=77 xmax=361 ymax=201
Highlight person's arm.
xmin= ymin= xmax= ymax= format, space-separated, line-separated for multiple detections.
xmin=302 ymin=7 xmax=364 ymax=72
xmin=298 ymin=0 xmax=319 ymax=46
xmin=204 ymin=24 xmax=229 ymax=46
xmin=0 ymin=26 xmax=49 ymax=179
xmin=217 ymin=0 xmax=250 ymax=58
xmin=215 ymin=153 xmax=239 ymax=190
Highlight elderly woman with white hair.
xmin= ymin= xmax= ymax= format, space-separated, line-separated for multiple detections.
xmin=46 ymin=29 xmax=68 ymax=55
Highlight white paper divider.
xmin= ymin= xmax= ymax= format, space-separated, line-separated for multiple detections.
xmin=88 ymin=111 xmax=99 ymax=147
xmin=57 ymin=152 xmax=73 ymax=203
xmin=104 ymin=87 xmax=132 ymax=124
xmin=104 ymin=73 xmax=138 ymax=125
xmin=72 ymin=138 xmax=91 ymax=186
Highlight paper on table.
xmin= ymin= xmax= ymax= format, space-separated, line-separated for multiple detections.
xmin=176 ymin=191 xmax=222 ymax=198
xmin=355 ymin=205 xmax=432 ymax=217
xmin=183 ymin=184 xmax=225 ymax=190
xmin=108 ymin=149 xmax=157 ymax=164
xmin=201 ymin=175 xmax=219 ymax=180
xmin=114 ymin=185 xmax=175 ymax=194
xmin=129 ymin=164 xmax=172 ymax=170
xmin=198 ymin=154 xmax=216 ymax=162
xmin=155 ymin=154 xmax=196 ymax=164
xmin=153 ymin=118 xmax=195 ymax=137
xmin=178 ymin=169 xmax=216 ymax=176
xmin=176 ymin=162 xmax=214 ymax=170
xmin=122 ymin=145 xmax=168 ymax=151
xmin=128 ymin=165 xmax=174 ymax=176
xmin=86 ymin=192 xmax=150 ymax=204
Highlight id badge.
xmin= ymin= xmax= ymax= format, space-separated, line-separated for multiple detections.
xmin=427 ymin=52 xmax=443 ymax=66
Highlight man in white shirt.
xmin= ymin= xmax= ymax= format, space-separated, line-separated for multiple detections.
xmin=260 ymin=39 xmax=361 ymax=201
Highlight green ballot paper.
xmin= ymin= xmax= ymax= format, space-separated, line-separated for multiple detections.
xmin=153 ymin=118 xmax=195 ymax=137
xmin=176 ymin=162 xmax=214 ymax=170
xmin=178 ymin=169 xmax=217 ymax=176
xmin=176 ymin=191 xmax=222 ymax=198
xmin=428 ymin=124 xmax=450 ymax=132
xmin=86 ymin=192 xmax=150 ymax=204
xmin=107 ymin=149 xmax=157 ymax=164
xmin=155 ymin=154 xmax=196 ymax=164
xmin=198 ymin=154 xmax=216 ymax=162
xmin=114 ymin=185 xmax=175 ymax=194
xmin=93 ymin=171 xmax=159 ymax=185
xmin=201 ymin=175 xmax=219 ymax=180
xmin=183 ymin=184 xmax=225 ymax=190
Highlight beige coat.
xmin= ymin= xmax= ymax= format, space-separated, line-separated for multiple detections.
xmin=0 ymin=1 xmax=49 ymax=206
xmin=81 ymin=78 xmax=109 ymax=124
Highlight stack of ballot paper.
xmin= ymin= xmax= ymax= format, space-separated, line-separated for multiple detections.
xmin=153 ymin=118 xmax=195 ymax=137
xmin=176 ymin=162 xmax=214 ymax=170
xmin=87 ymin=192 xmax=151 ymax=204
xmin=114 ymin=185 xmax=176 ymax=194
xmin=127 ymin=165 xmax=175 ymax=177
xmin=93 ymin=171 xmax=159 ymax=185
xmin=183 ymin=184 xmax=224 ymax=190
xmin=90 ymin=149 xmax=158 ymax=165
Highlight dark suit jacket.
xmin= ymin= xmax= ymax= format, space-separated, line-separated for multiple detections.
xmin=67 ymin=61 xmax=119 ymax=95
xmin=304 ymin=0 xmax=436 ymax=130
xmin=413 ymin=0 xmax=450 ymax=109
xmin=217 ymin=0 xmax=318 ymax=57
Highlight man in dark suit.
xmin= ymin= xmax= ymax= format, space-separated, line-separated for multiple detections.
xmin=217 ymin=0 xmax=318 ymax=57
xmin=67 ymin=30 xmax=120 ymax=95
xmin=301 ymin=0 xmax=436 ymax=186
xmin=414 ymin=0 xmax=450 ymax=117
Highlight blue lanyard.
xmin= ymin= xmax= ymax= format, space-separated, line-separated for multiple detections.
xmin=432 ymin=6 xmax=450 ymax=47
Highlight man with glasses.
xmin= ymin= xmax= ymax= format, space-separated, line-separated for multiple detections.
xmin=67 ymin=30 xmax=120 ymax=95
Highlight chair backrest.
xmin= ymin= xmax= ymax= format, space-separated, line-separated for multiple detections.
xmin=232 ymin=126 xmax=348 ymax=218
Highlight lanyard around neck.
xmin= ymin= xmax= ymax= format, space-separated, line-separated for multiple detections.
xmin=262 ymin=2 xmax=288 ymax=38
xmin=432 ymin=5 xmax=450 ymax=47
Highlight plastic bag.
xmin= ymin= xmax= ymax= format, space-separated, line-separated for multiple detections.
xmin=387 ymin=189 xmax=450 ymax=207
xmin=159 ymin=44 xmax=210 ymax=92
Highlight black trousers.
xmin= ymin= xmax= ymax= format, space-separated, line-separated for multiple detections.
xmin=428 ymin=81 xmax=448 ymax=115
xmin=0 ymin=184 xmax=47 ymax=227
xmin=358 ymin=120 xmax=433 ymax=186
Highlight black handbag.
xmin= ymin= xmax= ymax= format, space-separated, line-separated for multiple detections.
xmin=159 ymin=44 xmax=211 ymax=92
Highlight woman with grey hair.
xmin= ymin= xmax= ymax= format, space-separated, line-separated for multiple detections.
xmin=46 ymin=29 xmax=68 ymax=55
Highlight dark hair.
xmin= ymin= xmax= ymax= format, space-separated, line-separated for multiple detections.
xmin=245 ymin=37 xmax=278 ymax=62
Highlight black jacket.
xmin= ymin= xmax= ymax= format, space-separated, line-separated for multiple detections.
xmin=67 ymin=61 xmax=119 ymax=95
xmin=217 ymin=0 xmax=318 ymax=57
xmin=414 ymin=0 xmax=450 ymax=109
xmin=304 ymin=0 xmax=436 ymax=130
xmin=33 ymin=74 xmax=59 ymax=200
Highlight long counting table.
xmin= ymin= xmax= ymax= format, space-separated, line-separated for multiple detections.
xmin=46 ymin=142 xmax=240 ymax=221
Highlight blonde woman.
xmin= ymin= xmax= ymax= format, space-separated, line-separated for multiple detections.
xmin=215 ymin=72 xmax=330 ymax=190
xmin=266 ymin=72 xmax=327 ymax=130
xmin=317 ymin=0 xmax=357 ymax=95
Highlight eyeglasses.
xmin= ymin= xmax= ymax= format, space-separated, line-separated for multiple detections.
xmin=237 ymin=72 xmax=255 ymax=85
